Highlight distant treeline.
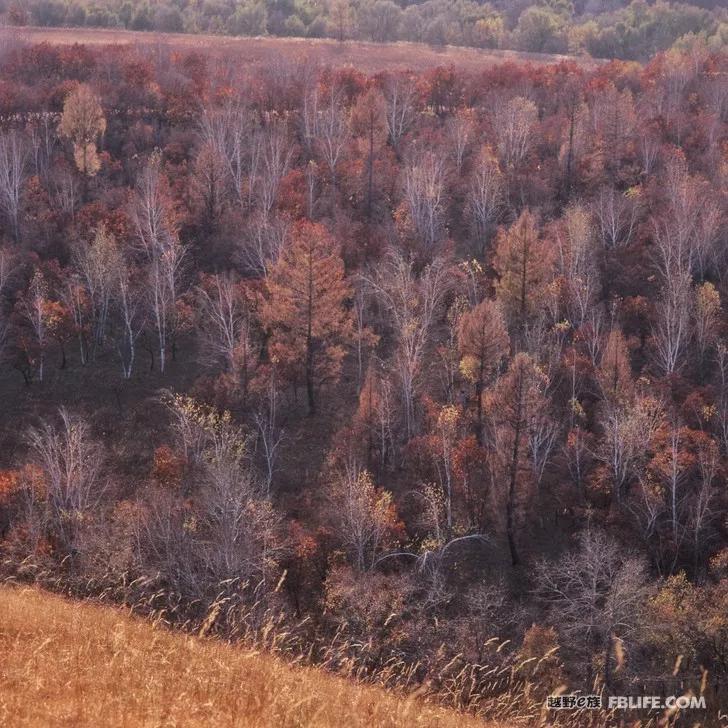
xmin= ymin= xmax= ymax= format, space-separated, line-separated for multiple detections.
xmin=4 ymin=0 xmax=728 ymax=60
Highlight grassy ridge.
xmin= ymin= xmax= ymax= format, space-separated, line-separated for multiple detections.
xmin=0 ymin=586 xmax=491 ymax=727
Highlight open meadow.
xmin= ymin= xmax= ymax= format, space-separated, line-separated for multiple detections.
xmin=3 ymin=25 xmax=601 ymax=72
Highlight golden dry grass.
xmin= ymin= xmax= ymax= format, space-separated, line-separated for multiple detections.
xmin=0 ymin=586 xmax=495 ymax=727
xmin=5 ymin=26 xmax=602 ymax=72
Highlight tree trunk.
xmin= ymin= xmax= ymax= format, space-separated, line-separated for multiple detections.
xmin=603 ymin=633 xmax=613 ymax=690
xmin=476 ymin=359 xmax=484 ymax=445
xmin=506 ymin=371 xmax=524 ymax=567
xmin=306 ymin=334 xmax=315 ymax=416
xmin=366 ymin=111 xmax=374 ymax=223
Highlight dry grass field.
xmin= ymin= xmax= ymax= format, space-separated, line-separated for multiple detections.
xmin=3 ymin=25 xmax=601 ymax=72
xmin=0 ymin=586 xmax=494 ymax=728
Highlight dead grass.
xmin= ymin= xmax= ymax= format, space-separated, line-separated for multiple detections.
xmin=0 ymin=586 xmax=494 ymax=727
xmin=5 ymin=26 xmax=602 ymax=72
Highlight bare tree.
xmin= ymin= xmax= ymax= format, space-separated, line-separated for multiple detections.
xmin=0 ymin=130 xmax=29 ymax=242
xmin=328 ymin=462 xmax=396 ymax=571
xmin=196 ymin=273 xmax=250 ymax=372
xmin=493 ymin=96 xmax=538 ymax=169
xmin=446 ymin=108 xmax=474 ymax=175
xmin=196 ymin=272 xmax=254 ymax=400
xmin=690 ymin=439 xmax=719 ymax=577
xmin=653 ymin=154 xmax=721 ymax=281
xmin=133 ymin=159 xmax=185 ymax=373
xmin=197 ymin=429 xmax=282 ymax=588
xmin=352 ymin=280 xmax=379 ymax=387
xmin=19 ymin=269 xmax=49 ymax=383
xmin=466 ymin=146 xmax=503 ymax=258
xmin=536 ymin=529 xmax=649 ymax=688
xmin=48 ymin=165 xmax=79 ymax=221
xmin=62 ymin=274 xmax=89 ymax=366
xmin=253 ymin=370 xmax=284 ymax=496
xmin=364 ymin=252 xmax=449 ymax=439
xmin=115 ymin=258 xmax=145 ymax=379
xmin=637 ymin=122 xmax=661 ymax=176
xmin=714 ymin=344 xmax=728 ymax=456
xmin=528 ymin=405 xmax=560 ymax=492
xmin=555 ymin=203 xmax=600 ymax=328
xmin=150 ymin=396 xmax=284 ymax=593
xmin=198 ymin=103 xmax=254 ymax=212
xmin=383 ymin=74 xmax=417 ymax=150
xmin=29 ymin=115 xmax=57 ymax=182
xmin=72 ymin=224 xmax=120 ymax=358
xmin=653 ymin=268 xmax=692 ymax=376
xmin=403 ymin=152 xmax=446 ymax=248
xmin=595 ymin=395 xmax=664 ymax=503
xmin=239 ymin=213 xmax=287 ymax=279
xmin=591 ymin=186 xmax=641 ymax=250
xmin=253 ymin=121 xmax=291 ymax=219
xmin=663 ymin=424 xmax=690 ymax=547
xmin=26 ymin=408 xmax=106 ymax=557
xmin=307 ymin=85 xmax=350 ymax=195
xmin=191 ymin=140 xmax=228 ymax=234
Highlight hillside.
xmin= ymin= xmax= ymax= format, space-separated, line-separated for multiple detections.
xmin=0 ymin=587 xmax=491 ymax=728
xmin=0 ymin=18 xmax=726 ymax=727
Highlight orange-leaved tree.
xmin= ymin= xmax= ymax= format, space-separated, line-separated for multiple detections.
xmin=261 ymin=221 xmax=354 ymax=415
xmin=493 ymin=209 xmax=554 ymax=341
xmin=458 ymin=298 xmax=509 ymax=444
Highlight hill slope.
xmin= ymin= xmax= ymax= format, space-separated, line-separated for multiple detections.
xmin=0 ymin=587 xmax=490 ymax=727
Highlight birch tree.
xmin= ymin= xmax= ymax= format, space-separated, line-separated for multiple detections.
xmin=466 ymin=146 xmax=503 ymax=257
xmin=364 ymin=252 xmax=449 ymax=439
xmin=328 ymin=464 xmax=398 ymax=572
xmin=26 ymin=408 xmax=106 ymax=557
xmin=403 ymin=152 xmax=445 ymax=248
xmin=196 ymin=272 xmax=254 ymax=399
xmin=383 ymin=74 xmax=417 ymax=150
xmin=493 ymin=96 xmax=538 ymax=169
xmin=133 ymin=158 xmax=185 ymax=373
xmin=72 ymin=224 xmax=120 ymax=358
xmin=0 ymin=130 xmax=28 ymax=242
xmin=115 ymin=258 xmax=145 ymax=379
xmin=555 ymin=203 xmax=600 ymax=328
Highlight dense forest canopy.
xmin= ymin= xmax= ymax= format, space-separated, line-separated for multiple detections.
xmin=3 ymin=0 xmax=727 ymax=60
xmin=0 ymin=32 xmax=727 ymax=724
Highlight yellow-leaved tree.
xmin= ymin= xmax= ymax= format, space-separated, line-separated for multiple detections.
xmin=59 ymin=83 xmax=106 ymax=178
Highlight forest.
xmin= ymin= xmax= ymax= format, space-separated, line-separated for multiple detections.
xmin=0 ymin=30 xmax=726 ymax=725
xmin=6 ymin=0 xmax=728 ymax=61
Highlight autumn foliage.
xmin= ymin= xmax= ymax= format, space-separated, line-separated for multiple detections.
xmin=0 ymin=33 xmax=726 ymax=725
